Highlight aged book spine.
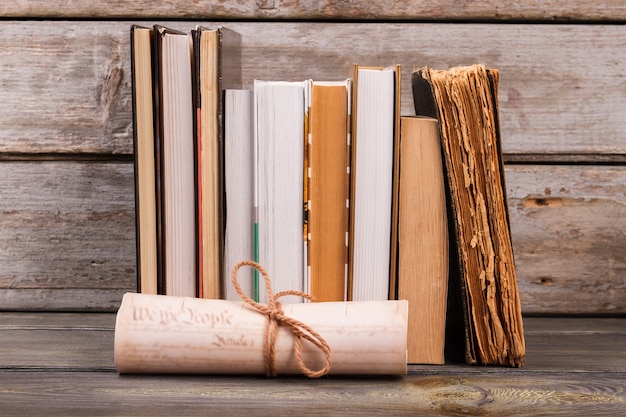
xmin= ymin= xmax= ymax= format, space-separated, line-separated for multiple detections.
xmin=412 ymin=65 xmax=525 ymax=367
xmin=114 ymin=292 xmax=408 ymax=375
xmin=398 ymin=116 xmax=448 ymax=364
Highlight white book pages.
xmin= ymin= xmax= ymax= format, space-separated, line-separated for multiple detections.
xmin=223 ymin=89 xmax=255 ymax=301
xmin=351 ymin=68 xmax=395 ymax=301
xmin=254 ymin=80 xmax=307 ymax=303
xmin=161 ymin=31 xmax=196 ymax=297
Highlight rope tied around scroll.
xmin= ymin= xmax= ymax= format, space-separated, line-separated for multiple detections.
xmin=231 ymin=260 xmax=332 ymax=378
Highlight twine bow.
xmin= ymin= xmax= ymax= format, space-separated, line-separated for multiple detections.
xmin=231 ymin=260 xmax=332 ymax=378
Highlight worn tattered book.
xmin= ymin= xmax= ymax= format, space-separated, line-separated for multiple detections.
xmin=412 ymin=65 xmax=525 ymax=367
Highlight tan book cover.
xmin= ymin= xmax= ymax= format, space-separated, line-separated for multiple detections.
xmin=397 ymin=116 xmax=448 ymax=364
xmin=130 ymin=25 xmax=158 ymax=295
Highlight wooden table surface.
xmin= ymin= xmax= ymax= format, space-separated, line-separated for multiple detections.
xmin=0 ymin=313 xmax=624 ymax=416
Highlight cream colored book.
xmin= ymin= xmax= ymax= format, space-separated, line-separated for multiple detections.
xmin=154 ymin=25 xmax=196 ymax=297
xmin=348 ymin=65 xmax=401 ymax=301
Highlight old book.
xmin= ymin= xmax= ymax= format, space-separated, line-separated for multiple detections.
xmin=348 ymin=65 xmax=401 ymax=301
xmin=223 ymin=89 xmax=255 ymax=301
xmin=192 ymin=26 xmax=242 ymax=299
xmin=130 ymin=25 xmax=158 ymax=295
xmin=397 ymin=116 xmax=448 ymax=364
xmin=254 ymin=80 xmax=309 ymax=303
xmin=154 ymin=26 xmax=196 ymax=297
xmin=412 ymin=64 xmax=525 ymax=367
xmin=307 ymin=80 xmax=351 ymax=302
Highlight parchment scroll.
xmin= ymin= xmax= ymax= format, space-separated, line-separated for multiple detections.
xmin=114 ymin=292 xmax=408 ymax=375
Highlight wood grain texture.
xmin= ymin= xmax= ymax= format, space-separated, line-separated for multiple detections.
xmin=0 ymin=162 xmax=623 ymax=313
xmin=3 ymin=314 xmax=624 ymax=372
xmin=0 ymin=329 xmax=113 ymax=370
xmin=0 ymin=371 xmax=623 ymax=417
xmin=0 ymin=312 xmax=116 ymax=328
xmin=0 ymin=162 xmax=136 ymax=310
xmin=0 ymin=289 xmax=131 ymax=311
xmin=506 ymin=165 xmax=626 ymax=314
xmin=0 ymin=314 xmax=624 ymax=417
xmin=1 ymin=0 xmax=625 ymax=21
xmin=0 ymin=22 xmax=625 ymax=156
xmin=0 ymin=24 xmax=129 ymax=155
xmin=0 ymin=5 xmax=622 ymax=411
xmin=522 ymin=318 xmax=626 ymax=372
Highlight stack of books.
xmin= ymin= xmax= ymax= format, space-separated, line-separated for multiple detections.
xmin=131 ymin=25 xmax=525 ymax=367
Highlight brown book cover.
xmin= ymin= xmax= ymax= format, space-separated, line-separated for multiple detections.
xmin=412 ymin=65 xmax=525 ymax=367
xmin=307 ymin=80 xmax=351 ymax=301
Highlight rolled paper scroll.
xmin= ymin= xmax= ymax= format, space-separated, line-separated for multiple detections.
xmin=114 ymin=292 xmax=408 ymax=376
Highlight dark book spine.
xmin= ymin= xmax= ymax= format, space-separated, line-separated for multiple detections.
xmin=192 ymin=28 xmax=202 ymax=298
xmin=152 ymin=25 xmax=166 ymax=295
xmin=411 ymin=69 xmax=476 ymax=365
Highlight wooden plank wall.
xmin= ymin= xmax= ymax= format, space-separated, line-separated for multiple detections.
xmin=0 ymin=1 xmax=624 ymax=313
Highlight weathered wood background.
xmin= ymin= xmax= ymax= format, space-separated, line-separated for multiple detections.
xmin=0 ymin=314 xmax=622 ymax=416
xmin=0 ymin=1 xmax=624 ymax=313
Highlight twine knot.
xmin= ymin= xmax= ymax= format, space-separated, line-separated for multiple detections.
xmin=231 ymin=260 xmax=331 ymax=378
